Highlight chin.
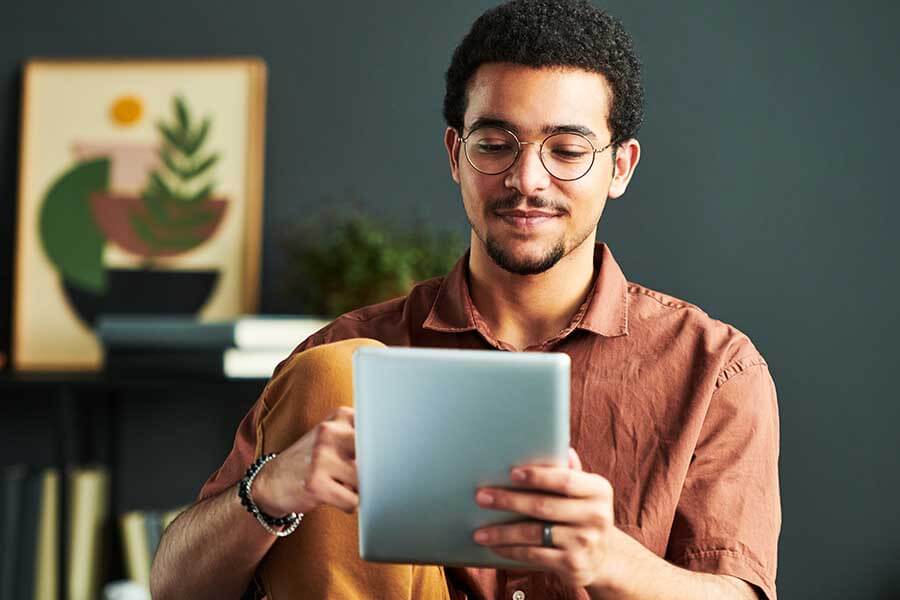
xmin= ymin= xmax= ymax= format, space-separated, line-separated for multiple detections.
xmin=484 ymin=236 xmax=566 ymax=276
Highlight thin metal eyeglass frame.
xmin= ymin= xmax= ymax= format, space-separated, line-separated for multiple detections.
xmin=459 ymin=125 xmax=617 ymax=182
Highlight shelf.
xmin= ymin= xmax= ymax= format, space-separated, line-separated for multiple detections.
xmin=0 ymin=370 xmax=269 ymax=390
xmin=1 ymin=370 xmax=268 ymax=600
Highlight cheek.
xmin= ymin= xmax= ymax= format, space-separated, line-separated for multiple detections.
xmin=458 ymin=174 xmax=489 ymax=224
xmin=459 ymin=171 xmax=498 ymax=210
xmin=562 ymin=182 xmax=609 ymax=227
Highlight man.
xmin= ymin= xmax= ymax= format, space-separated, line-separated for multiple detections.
xmin=151 ymin=1 xmax=780 ymax=599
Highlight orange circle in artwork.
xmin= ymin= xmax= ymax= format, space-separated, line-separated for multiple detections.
xmin=110 ymin=96 xmax=144 ymax=126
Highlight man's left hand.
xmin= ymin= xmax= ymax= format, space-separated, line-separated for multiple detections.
xmin=473 ymin=447 xmax=617 ymax=589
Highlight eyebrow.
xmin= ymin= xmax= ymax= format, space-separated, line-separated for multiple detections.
xmin=467 ymin=116 xmax=599 ymax=140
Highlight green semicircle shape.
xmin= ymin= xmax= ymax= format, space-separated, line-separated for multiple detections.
xmin=38 ymin=157 xmax=111 ymax=294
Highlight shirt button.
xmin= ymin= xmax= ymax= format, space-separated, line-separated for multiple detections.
xmin=512 ymin=591 xmax=525 ymax=600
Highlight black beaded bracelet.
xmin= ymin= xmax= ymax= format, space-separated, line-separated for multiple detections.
xmin=238 ymin=453 xmax=303 ymax=536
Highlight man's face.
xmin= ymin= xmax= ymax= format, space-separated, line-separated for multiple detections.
xmin=445 ymin=63 xmax=621 ymax=275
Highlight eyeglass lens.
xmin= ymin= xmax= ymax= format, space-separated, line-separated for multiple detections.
xmin=464 ymin=127 xmax=596 ymax=180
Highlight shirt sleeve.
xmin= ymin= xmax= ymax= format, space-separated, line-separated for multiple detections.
xmin=196 ymin=393 xmax=266 ymax=501
xmin=666 ymin=356 xmax=781 ymax=600
xmin=196 ymin=334 xmax=326 ymax=502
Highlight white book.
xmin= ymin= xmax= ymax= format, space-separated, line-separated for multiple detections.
xmin=223 ymin=348 xmax=292 ymax=379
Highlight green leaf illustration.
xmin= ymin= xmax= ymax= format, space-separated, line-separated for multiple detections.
xmin=130 ymin=213 xmax=161 ymax=249
xmin=159 ymin=147 xmax=195 ymax=181
xmin=157 ymin=122 xmax=184 ymax=150
xmin=39 ymin=158 xmax=110 ymax=293
xmin=129 ymin=211 xmax=203 ymax=252
xmin=184 ymin=118 xmax=210 ymax=157
xmin=159 ymin=147 xmax=182 ymax=177
xmin=141 ymin=193 xmax=171 ymax=225
xmin=149 ymin=172 xmax=177 ymax=201
xmin=183 ymin=153 xmax=219 ymax=180
xmin=149 ymin=232 xmax=203 ymax=250
xmin=137 ymin=96 xmax=222 ymax=258
xmin=184 ymin=182 xmax=215 ymax=204
xmin=174 ymin=96 xmax=191 ymax=134
xmin=165 ymin=207 xmax=216 ymax=229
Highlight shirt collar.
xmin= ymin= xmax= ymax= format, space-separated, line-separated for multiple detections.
xmin=423 ymin=242 xmax=629 ymax=339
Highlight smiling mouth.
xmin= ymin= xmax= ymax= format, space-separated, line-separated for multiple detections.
xmin=494 ymin=210 xmax=563 ymax=230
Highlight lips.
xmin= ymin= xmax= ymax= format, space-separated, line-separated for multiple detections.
xmin=494 ymin=209 xmax=562 ymax=230
xmin=496 ymin=210 xmax=560 ymax=218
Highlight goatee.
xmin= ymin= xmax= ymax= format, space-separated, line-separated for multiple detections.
xmin=484 ymin=236 xmax=566 ymax=275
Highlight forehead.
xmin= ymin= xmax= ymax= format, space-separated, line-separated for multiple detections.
xmin=465 ymin=63 xmax=612 ymax=137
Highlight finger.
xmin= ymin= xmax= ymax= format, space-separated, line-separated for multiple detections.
xmin=474 ymin=520 xmax=544 ymax=546
xmin=310 ymin=446 xmax=359 ymax=489
xmin=568 ymin=448 xmax=583 ymax=472
xmin=485 ymin=544 xmax=564 ymax=568
xmin=333 ymin=428 xmax=356 ymax=459
xmin=328 ymin=405 xmax=355 ymax=426
xmin=474 ymin=522 xmax=596 ymax=552
xmin=321 ymin=478 xmax=359 ymax=512
xmin=316 ymin=419 xmax=356 ymax=459
xmin=476 ymin=488 xmax=610 ymax=526
xmin=304 ymin=472 xmax=359 ymax=512
xmin=508 ymin=466 xmax=610 ymax=499
xmin=331 ymin=457 xmax=359 ymax=490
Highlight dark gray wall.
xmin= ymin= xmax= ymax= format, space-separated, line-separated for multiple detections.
xmin=1 ymin=1 xmax=898 ymax=597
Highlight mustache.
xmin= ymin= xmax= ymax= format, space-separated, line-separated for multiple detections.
xmin=487 ymin=193 xmax=569 ymax=215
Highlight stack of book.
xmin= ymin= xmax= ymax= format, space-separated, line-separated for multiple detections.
xmin=98 ymin=315 xmax=331 ymax=379
xmin=0 ymin=465 xmax=108 ymax=600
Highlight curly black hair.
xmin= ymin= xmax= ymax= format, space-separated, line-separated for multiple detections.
xmin=443 ymin=0 xmax=644 ymax=144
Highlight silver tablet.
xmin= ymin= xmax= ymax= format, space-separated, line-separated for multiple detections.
xmin=353 ymin=346 xmax=570 ymax=568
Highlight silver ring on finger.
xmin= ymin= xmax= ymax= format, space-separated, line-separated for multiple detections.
xmin=541 ymin=522 xmax=555 ymax=548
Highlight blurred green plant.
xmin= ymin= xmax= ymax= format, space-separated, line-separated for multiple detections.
xmin=281 ymin=213 xmax=466 ymax=317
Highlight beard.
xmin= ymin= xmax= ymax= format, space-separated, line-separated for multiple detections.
xmin=484 ymin=234 xmax=566 ymax=275
xmin=466 ymin=193 xmax=571 ymax=275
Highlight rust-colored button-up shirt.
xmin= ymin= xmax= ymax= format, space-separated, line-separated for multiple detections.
xmin=200 ymin=242 xmax=780 ymax=600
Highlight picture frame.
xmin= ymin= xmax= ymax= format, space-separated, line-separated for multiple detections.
xmin=12 ymin=58 xmax=267 ymax=371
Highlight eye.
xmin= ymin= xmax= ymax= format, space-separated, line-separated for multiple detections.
xmin=476 ymin=140 xmax=515 ymax=154
xmin=549 ymin=147 xmax=590 ymax=162
xmin=544 ymin=132 xmax=594 ymax=162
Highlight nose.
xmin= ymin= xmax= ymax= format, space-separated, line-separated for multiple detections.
xmin=504 ymin=142 xmax=551 ymax=197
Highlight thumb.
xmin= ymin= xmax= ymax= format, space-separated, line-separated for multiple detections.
xmin=568 ymin=447 xmax=583 ymax=472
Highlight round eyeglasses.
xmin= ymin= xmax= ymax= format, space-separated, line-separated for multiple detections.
xmin=459 ymin=125 xmax=617 ymax=182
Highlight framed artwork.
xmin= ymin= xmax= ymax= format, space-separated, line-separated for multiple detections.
xmin=12 ymin=58 xmax=267 ymax=371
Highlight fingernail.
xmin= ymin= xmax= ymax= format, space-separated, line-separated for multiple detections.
xmin=511 ymin=469 xmax=525 ymax=481
xmin=473 ymin=530 xmax=488 ymax=543
xmin=476 ymin=490 xmax=494 ymax=506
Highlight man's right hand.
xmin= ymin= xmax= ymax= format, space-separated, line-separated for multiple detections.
xmin=251 ymin=406 xmax=359 ymax=516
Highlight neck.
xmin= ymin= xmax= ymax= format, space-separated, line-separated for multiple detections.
xmin=467 ymin=233 xmax=597 ymax=351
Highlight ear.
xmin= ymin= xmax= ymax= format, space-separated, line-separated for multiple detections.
xmin=444 ymin=127 xmax=462 ymax=184
xmin=607 ymin=138 xmax=641 ymax=200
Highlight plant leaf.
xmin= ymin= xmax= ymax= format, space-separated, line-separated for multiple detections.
xmin=157 ymin=122 xmax=185 ymax=151
xmin=174 ymin=96 xmax=190 ymax=135
xmin=130 ymin=212 xmax=205 ymax=253
xmin=183 ymin=153 xmax=219 ymax=180
xmin=278 ymin=213 xmax=465 ymax=317
xmin=185 ymin=182 xmax=215 ymax=204
xmin=140 ymin=193 xmax=171 ymax=226
xmin=159 ymin=148 xmax=193 ymax=180
xmin=166 ymin=207 xmax=217 ymax=229
xmin=184 ymin=117 xmax=210 ymax=157
xmin=149 ymin=171 xmax=177 ymax=200
xmin=151 ymin=232 xmax=203 ymax=252
xmin=129 ymin=212 xmax=161 ymax=249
